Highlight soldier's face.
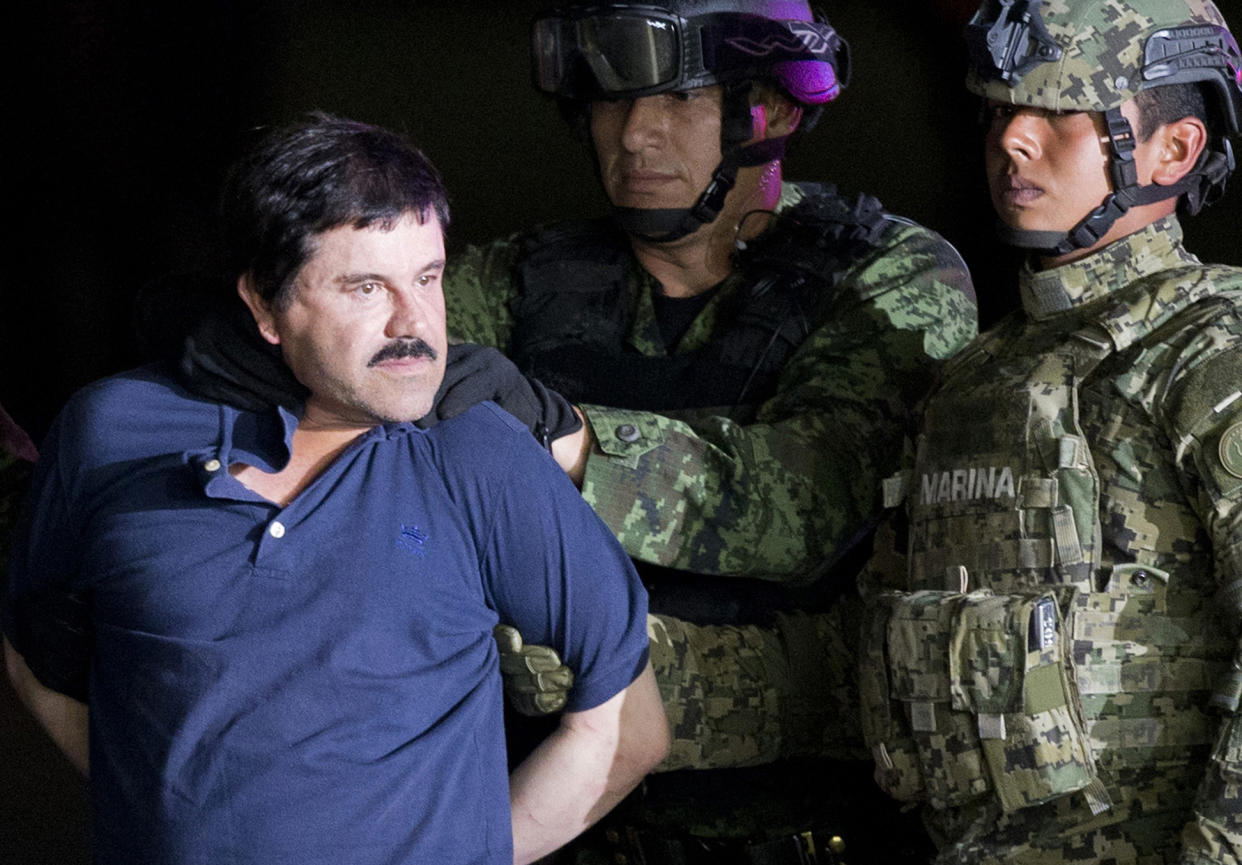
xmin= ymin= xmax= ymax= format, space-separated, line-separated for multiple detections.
xmin=983 ymin=97 xmax=1164 ymax=261
xmin=589 ymin=85 xmax=724 ymax=213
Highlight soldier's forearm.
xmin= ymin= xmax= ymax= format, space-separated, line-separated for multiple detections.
xmin=648 ymin=607 xmax=865 ymax=773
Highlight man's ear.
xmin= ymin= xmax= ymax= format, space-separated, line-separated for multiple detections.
xmin=236 ymin=274 xmax=281 ymax=346
xmin=1149 ymin=115 xmax=1209 ymax=187
xmin=766 ymin=93 xmax=803 ymax=138
xmin=751 ymin=85 xmax=803 ymax=140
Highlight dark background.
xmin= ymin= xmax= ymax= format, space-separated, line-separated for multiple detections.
xmin=3 ymin=1 xmax=1239 ymax=860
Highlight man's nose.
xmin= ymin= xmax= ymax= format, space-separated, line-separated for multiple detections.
xmin=385 ymin=288 xmax=426 ymax=339
xmin=995 ymin=109 xmax=1044 ymax=162
xmin=620 ymin=96 xmax=668 ymax=152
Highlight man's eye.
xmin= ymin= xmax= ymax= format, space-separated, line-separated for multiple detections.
xmin=358 ymin=282 xmax=381 ymax=295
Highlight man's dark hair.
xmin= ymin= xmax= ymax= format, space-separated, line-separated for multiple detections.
xmin=222 ymin=113 xmax=451 ymax=308
xmin=1134 ymin=82 xmax=1211 ymax=141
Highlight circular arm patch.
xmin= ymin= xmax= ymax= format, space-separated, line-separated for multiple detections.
xmin=1221 ymin=422 xmax=1242 ymax=480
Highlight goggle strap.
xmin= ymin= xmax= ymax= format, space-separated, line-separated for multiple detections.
xmin=702 ymin=18 xmax=845 ymax=69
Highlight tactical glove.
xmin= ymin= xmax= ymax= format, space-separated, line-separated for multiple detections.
xmin=492 ymin=623 xmax=574 ymax=716
xmin=180 ymin=299 xmax=307 ymax=412
xmin=416 ymin=344 xmax=582 ymax=447
xmin=177 ymin=294 xmax=581 ymax=447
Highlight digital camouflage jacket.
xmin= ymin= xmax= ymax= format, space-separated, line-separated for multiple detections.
xmin=861 ymin=217 xmax=1242 ymax=864
xmin=445 ymin=182 xmax=978 ymax=581
xmin=446 ymin=182 xmax=976 ymax=779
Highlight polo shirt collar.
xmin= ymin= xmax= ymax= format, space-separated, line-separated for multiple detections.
xmin=218 ymin=402 xmax=301 ymax=474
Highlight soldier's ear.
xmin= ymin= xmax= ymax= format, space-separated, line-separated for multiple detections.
xmin=765 ymin=92 xmax=802 ymax=138
xmin=751 ymin=84 xmax=803 ymax=139
xmin=1148 ymin=115 xmax=1208 ymax=188
xmin=236 ymin=273 xmax=281 ymax=346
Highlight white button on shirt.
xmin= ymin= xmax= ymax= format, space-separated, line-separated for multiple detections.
xmin=268 ymin=521 xmax=286 ymax=539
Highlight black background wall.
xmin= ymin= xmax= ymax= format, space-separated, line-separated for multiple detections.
xmin=3 ymin=1 xmax=1239 ymax=861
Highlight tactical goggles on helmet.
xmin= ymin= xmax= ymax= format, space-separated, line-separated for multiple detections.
xmin=531 ymin=4 xmax=849 ymax=102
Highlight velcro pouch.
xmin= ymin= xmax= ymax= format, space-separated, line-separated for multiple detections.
xmin=871 ymin=588 xmax=1107 ymax=814
xmin=859 ymin=593 xmax=925 ymax=802
xmin=950 ymin=589 xmax=1105 ymax=814
xmin=886 ymin=590 xmax=991 ymax=808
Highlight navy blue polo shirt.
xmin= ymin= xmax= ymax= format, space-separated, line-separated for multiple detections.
xmin=4 ymin=365 xmax=649 ymax=865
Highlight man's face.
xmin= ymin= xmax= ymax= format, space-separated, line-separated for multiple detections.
xmin=589 ymin=85 xmax=724 ymax=212
xmin=983 ymin=97 xmax=1163 ymax=258
xmin=245 ymin=213 xmax=447 ymax=429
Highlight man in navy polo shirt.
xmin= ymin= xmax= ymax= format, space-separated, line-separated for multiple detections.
xmin=2 ymin=114 xmax=668 ymax=865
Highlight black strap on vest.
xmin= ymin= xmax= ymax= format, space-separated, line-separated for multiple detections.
xmin=511 ymin=186 xmax=892 ymax=617
xmin=511 ymin=186 xmax=889 ymax=420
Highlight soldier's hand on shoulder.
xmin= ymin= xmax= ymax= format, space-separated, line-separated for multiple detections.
xmin=179 ymin=295 xmax=308 ymax=412
xmin=418 ymin=344 xmax=582 ymax=448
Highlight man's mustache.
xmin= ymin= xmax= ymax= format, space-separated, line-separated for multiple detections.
xmin=368 ymin=339 xmax=438 ymax=366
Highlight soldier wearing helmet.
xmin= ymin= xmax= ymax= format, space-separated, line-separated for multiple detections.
xmin=858 ymin=0 xmax=1242 ymax=861
xmin=963 ymin=0 xmax=1242 ymax=258
xmin=440 ymin=0 xmax=977 ymax=861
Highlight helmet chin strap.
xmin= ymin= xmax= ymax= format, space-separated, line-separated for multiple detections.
xmin=998 ymin=107 xmax=1230 ymax=257
xmin=612 ymin=135 xmax=789 ymax=243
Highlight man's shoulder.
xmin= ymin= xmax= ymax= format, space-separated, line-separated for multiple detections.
xmin=62 ymin=364 xmax=196 ymax=422
xmin=435 ymin=400 xmax=530 ymax=439
xmin=775 ymin=181 xmax=970 ymax=281
xmin=464 ymin=218 xmax=627 ymax=261
xmin=53 ymin=364 xmax=217 ymax=463
xmin=448 ymin=219 xmax=633 ymax=306
xmin=753 ymin=182 xmax=976 ymax=345
xmin=1108 ymin=266 xmax=1242 ymax=431
xmin=1118 ymin=260 xmax=1242 ymax=345
xmin=514 ymin=217 xmax=632 ymax=273
xmin=1154 ymin=270 xmax=1242 ymax=379
xmin=423 ymin=402 xmax=550 ymax=478
xmin=781 ymin=181 xmax=945 ymax=241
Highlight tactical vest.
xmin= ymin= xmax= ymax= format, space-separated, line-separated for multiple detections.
xmin=509 ymin=185 xmax=889 ymax=421
xmin=860 ymin=270 xmax=1241 ymax=820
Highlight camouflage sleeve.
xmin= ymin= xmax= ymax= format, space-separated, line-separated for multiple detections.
xmin=1160 ymin=303 xmax=1242 ymax=864
xmin=580 ymin=221 xmax=977 ymax=578
xmin=649 ymin=602 xmax=868 ymax=772
xmin=442 ymin=237 xmax=522 ymax=349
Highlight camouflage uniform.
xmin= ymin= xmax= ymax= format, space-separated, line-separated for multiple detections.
xmin=860 ymin=216 xmax=1242 ymax=864
xmin=446 ymin=180 xmax=976 ymax=854
xmin=448 ymin=181 xmax=976 ymax=582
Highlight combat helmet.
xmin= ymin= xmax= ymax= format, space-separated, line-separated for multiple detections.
xmin=531 ymin=0 xmax=850 ymax=242
xmin=964 ymin=0 xmax=1242 ymax=255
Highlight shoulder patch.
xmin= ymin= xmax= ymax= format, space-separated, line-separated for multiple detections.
xmin=1221 ymin=422 xmax=1242 ymax=480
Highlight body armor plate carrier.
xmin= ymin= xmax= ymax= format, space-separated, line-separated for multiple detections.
xmin=510 ymin=184 xmax=889 ymax=420
xmin=861 ymin=272 xmax=1241 ymax=819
